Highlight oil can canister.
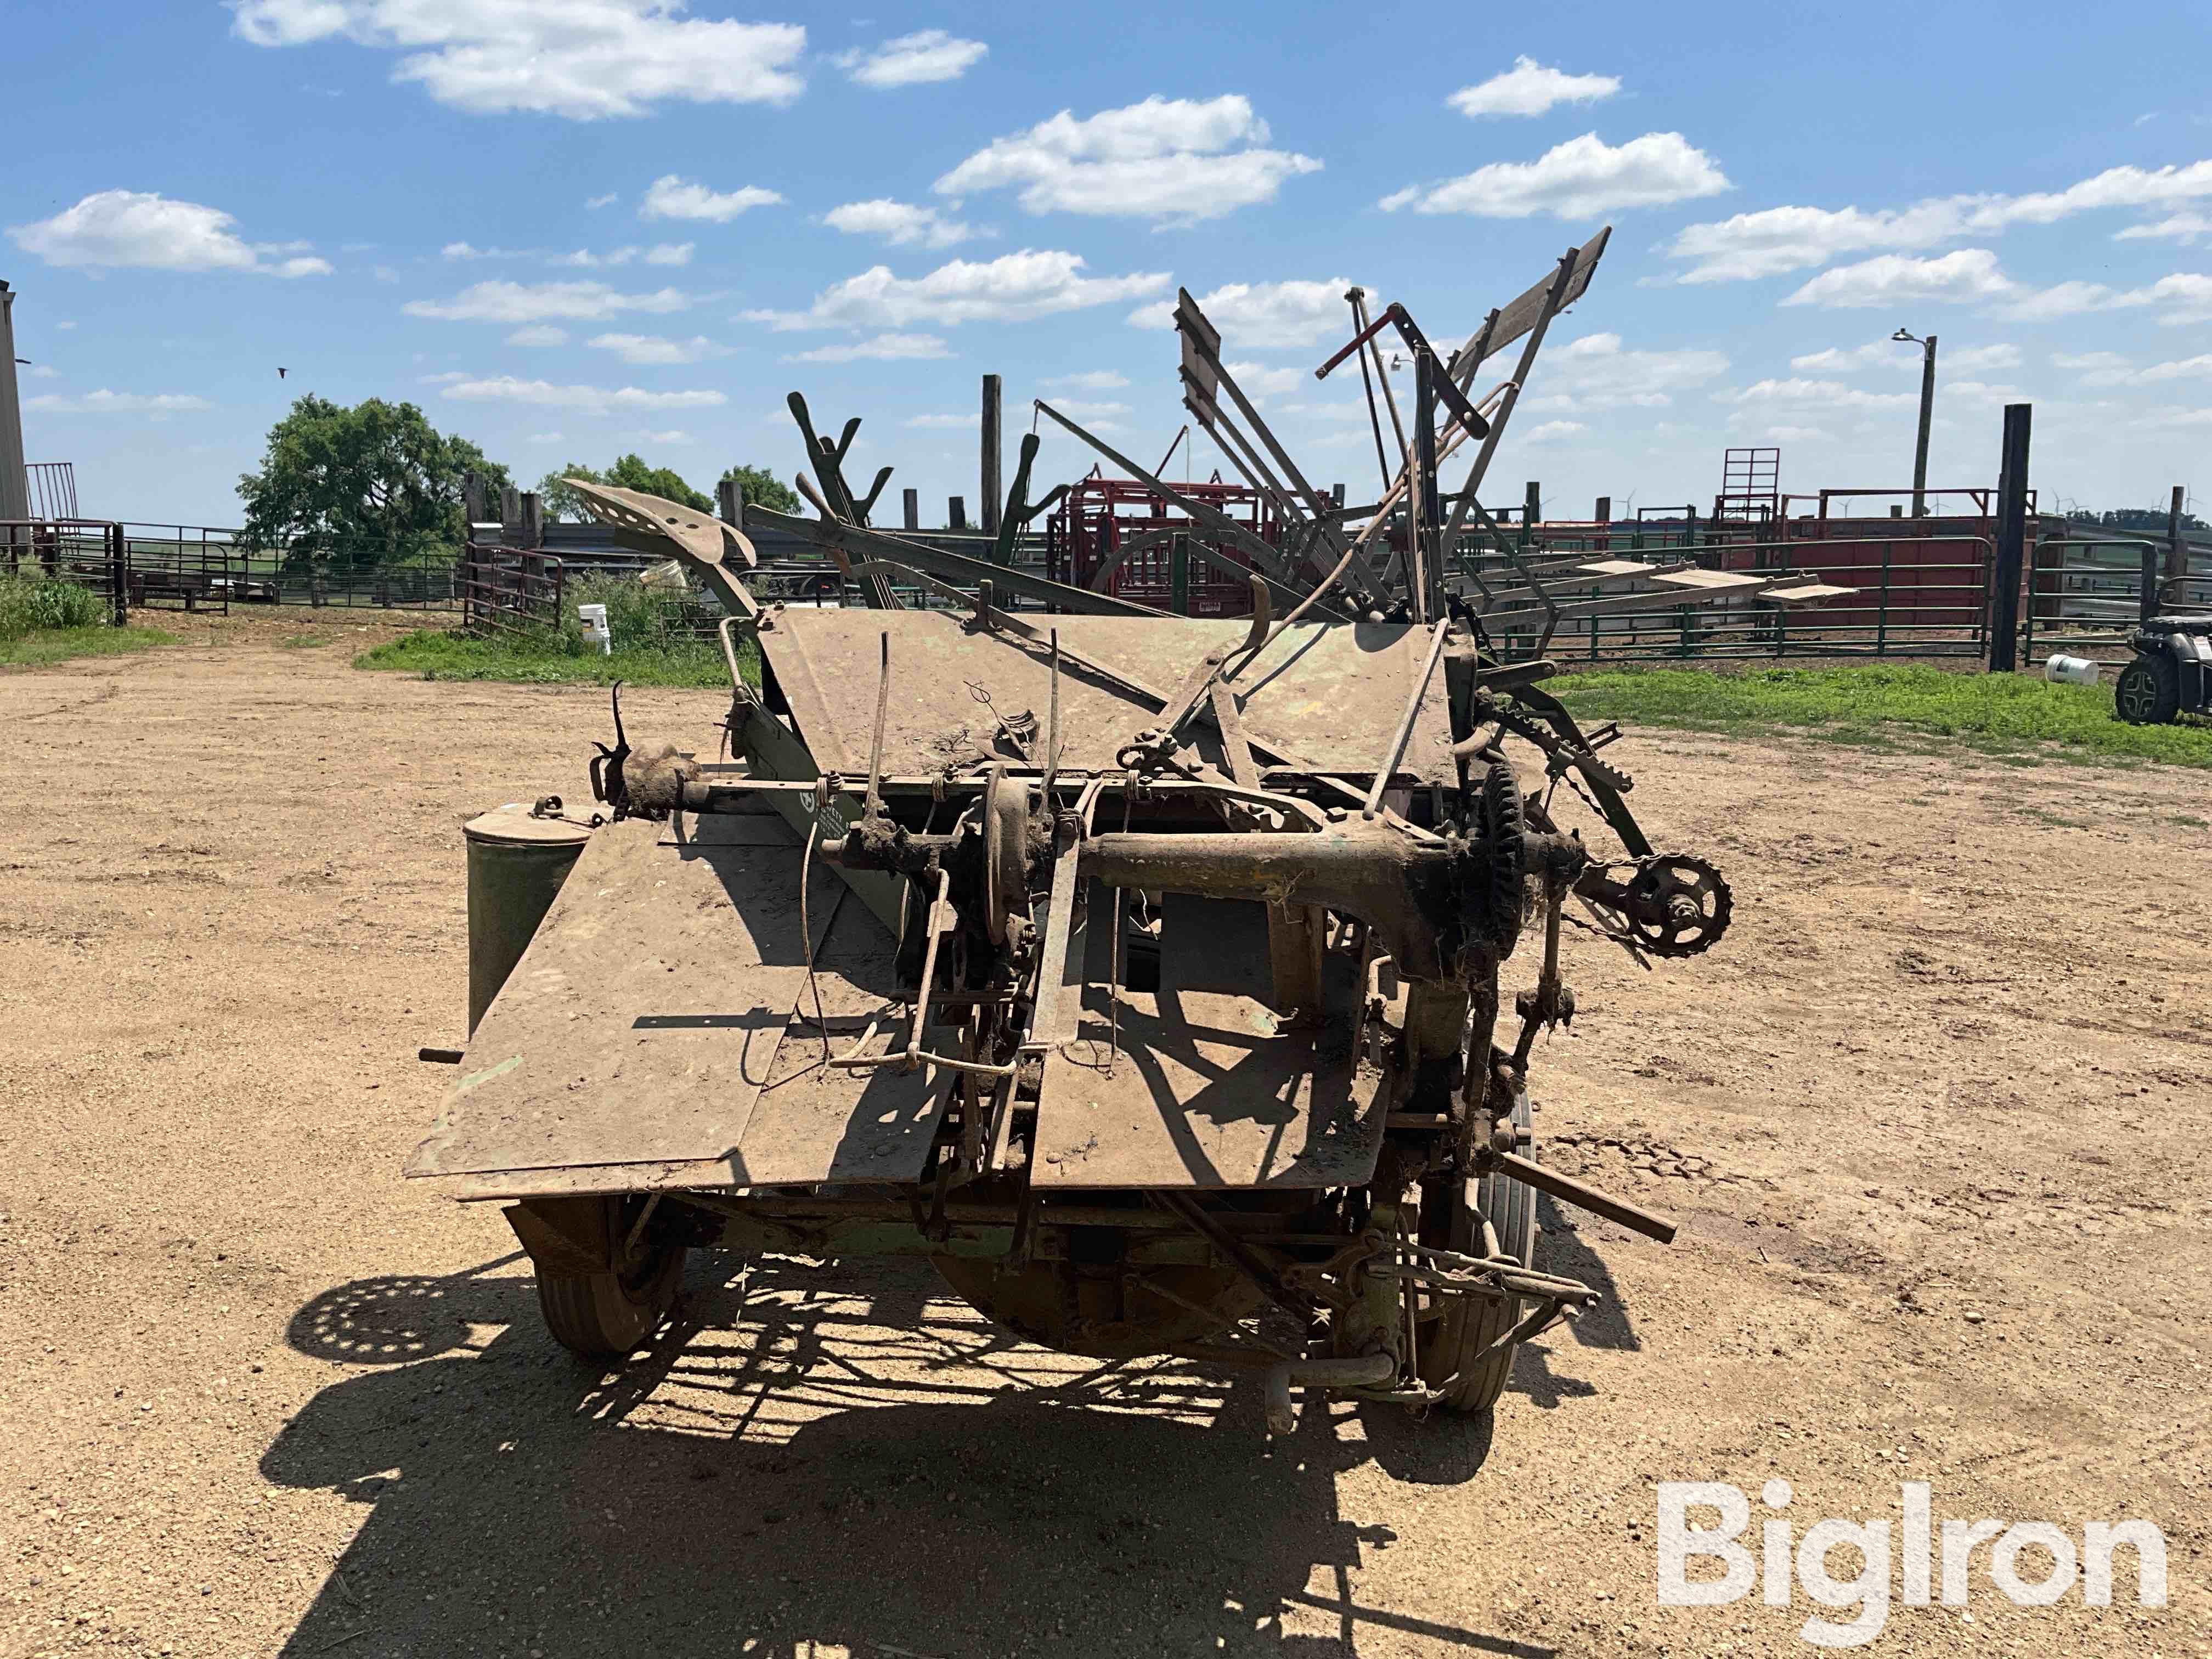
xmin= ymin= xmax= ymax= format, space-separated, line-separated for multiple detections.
xmin=462 ymin=803 xmax=593 ymax=1034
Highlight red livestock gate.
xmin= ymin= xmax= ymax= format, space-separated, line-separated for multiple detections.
xmin=1046 ymin=473 xmax=1284 ymax=616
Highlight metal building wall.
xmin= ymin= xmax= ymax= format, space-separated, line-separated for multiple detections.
xmin=0 ymin=282 xmax=27 ymax=523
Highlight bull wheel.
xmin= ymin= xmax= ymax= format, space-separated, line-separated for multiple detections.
xmin=2115 ymin=655 xmax=2180 ymax=726
xmin=1415 ymin=1089 xmax=1538 ymax=1414
xmin=535 ymin=1198 xmax=687 ymax=1359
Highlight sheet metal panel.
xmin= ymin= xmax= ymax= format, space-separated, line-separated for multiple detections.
xmin=407 ymin=815 xmax=843 ymax=1181
xmin=1030 ymin=890 xmax=1385 ymax=1190
xmin=753 ymin=610 xmax=1460 ymax=782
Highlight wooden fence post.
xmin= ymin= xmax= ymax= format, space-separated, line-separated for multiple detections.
xmin=716 ymin=477 xmax=741 ymax=526
xmin=1988 ymin=403 xmax=2032 ymax=673
xmin=981 ymin=374 xmax=1003 ymax=537
xmin=949 ymin=496 xmax=967 ymax=531
xmin=902 ymin=488 xmax=919 ymax=531
xmin=2165 ymin=484 xmax=2187 ymax=612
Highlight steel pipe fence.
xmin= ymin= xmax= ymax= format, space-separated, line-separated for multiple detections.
xmin=2 ymin=518 xmax=128 ymax=625
xmin=1450 ymin=532 xmax=1997 ymax=663
xmin=2022 ymin=535 xmax=2212 ymax=664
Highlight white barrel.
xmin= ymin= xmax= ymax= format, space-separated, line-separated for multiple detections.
xmin=577 ymin=602 xmax=612 ymax=654
xmin=2044 ymin=654 xmax=2100 ymax=686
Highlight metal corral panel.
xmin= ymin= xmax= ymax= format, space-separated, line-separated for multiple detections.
xmin=754 ymin=610 xmax=1461 ymax=781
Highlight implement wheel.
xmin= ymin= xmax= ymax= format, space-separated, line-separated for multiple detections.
xmin=525 ymin=1197 xmax=687 ymax=1359
xmin=2115 ymin=654 xmax=2180 ymax=726
xmin=1415 ymin=1090 xmax=1538 ymax=1414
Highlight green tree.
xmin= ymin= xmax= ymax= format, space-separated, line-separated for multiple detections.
xmin=2066 ymin=503 xmax=2209 ymax=534
xmin=720 ymin=463 xmax=802 ymax=516
xmin=537 ymin=462 xmax=607 ymax=523
xmin=537 ymin=454 xmax=715 ymax=520
xmin=238 ymin=396 xmax=508 ymax=569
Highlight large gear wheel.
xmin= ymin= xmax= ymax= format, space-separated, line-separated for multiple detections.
xmin=1620 ymin=855 xmax=1733 ymax=957
xmin=1479 ymin=758 xmax=1527 ymax=953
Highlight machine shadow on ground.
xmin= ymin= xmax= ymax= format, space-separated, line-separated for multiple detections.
xmin=263 ymin=1252 xmax=1573 ymax=1658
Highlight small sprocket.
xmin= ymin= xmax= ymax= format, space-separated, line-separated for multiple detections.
xmin=1618 ymin=855 xmax=1733 ymax=957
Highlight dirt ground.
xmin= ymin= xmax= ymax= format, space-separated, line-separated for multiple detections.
xmin=2 ymin=631 xmax=2207 ymax=1659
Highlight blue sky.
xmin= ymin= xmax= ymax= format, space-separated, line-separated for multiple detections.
xmin=8 ymin=1 xmax=2212 ymax=529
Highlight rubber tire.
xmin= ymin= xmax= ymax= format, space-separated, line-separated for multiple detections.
xmin=1419 ymin=1090 xmax=1538 ymax=1414
xmin=2115 ymin=654 xmax=2181 ymax=726
xmin=536 ymin=1243 xmax=686 ymax=1359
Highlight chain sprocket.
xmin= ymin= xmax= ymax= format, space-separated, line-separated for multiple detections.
xmin=1572 ymin=854 xmax=1734 ymax=958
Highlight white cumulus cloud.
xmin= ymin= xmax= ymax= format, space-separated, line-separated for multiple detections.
xmin=404 ymin=280 xmax=690 ymax=323
xmin=2116 ymin=210 xmax=2212 ymax=245
xmin=506 ymin=325 xmax=569 ymax=346
xmin=1128 ymin=278 xmax=1354 ymax=349
xmin=906 ymin=412 xmax=975 ymax=429
xmin=782 ymin=332 xmax=951 ymax=363
xmin=936 ymin=95 xmax=1319 ymax=224
xmin=439 ymin=375 xmax=726 ymax=412
xmin=1522 ymin=419 xmax=1588 ymax=442
xmin=227 ymin=0 xmax=806 ymax=120
xmin=1666 ymin=160 xmax=2212 ymax=283
xmin=746 ymin=249 xmax=1168 ymax=330
xmin=640 ymin=175 xmax=783 ymax=223
xmin=584 ymin=331 xmax=722 ymax=364
xmin=836 ymin=29 xmax=986 ymax=88
xmin=1521 ymin=330 xmax=1730 ymax=411
xmin=9 ymin=189 xmax=330 ymax=276
xmin=1781 ymin=249 xmax=2016 ymax=309
xmin=1044 ymin=370 xmax=1131 ymax=391
xmin=1790 ymin=340 xmax=2020 ymax=375
xmin=1447 ymin=58 xmax=1620 ymax=119
xmin=1717 ymin=377 xmax=1917 ymax=411
xmin=24 ymin=388 xmax=213 ymax=414
xmin=823 ymin=199 xmax=974 ymax=249
xmin=1382 ymin=131 xmax=1729 ymax=218
xmin=549 ymin=242 xmax=695 ymax=268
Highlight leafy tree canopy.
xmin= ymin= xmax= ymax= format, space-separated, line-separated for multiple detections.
xmin=238 ymin=396 xmax=507 ymax=568
xmin=537 ymin=455 xmax=710 ymax=520
xmin=720 ymin=464 xmax=802 ymax=516
xmin=537 ymin=457 xmax=801 ymax=521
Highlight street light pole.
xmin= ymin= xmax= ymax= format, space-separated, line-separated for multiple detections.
xmin=1893 ymin=328 xmax=1938 ymax=516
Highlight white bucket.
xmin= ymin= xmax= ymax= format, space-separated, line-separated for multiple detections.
xmin=577 ymin=602 xmax=612 ymax=656
xmin=2043 ymin=653 xmax=2099 ymax=686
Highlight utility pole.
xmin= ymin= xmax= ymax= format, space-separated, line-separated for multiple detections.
xmin=0 ymin=281 xmax=28 ymax=525
xmin=1893 ymin=328 xmax=1938 ymax=516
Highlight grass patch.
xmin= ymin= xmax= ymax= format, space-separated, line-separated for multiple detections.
xmin=276 ymin=632 xmax=334 ymax=649
xmin=353 ymin=576 xmax=751 ymax=689
xmin=0 ymin=575 xmax=174 ymax=667
xmin=0 ymin=624 xmax=175 ymax=667
xmin=1 ymin=573 xmax=108 ymax=637
xmin=1550 ymin=663 xmax=2212 ymax=769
